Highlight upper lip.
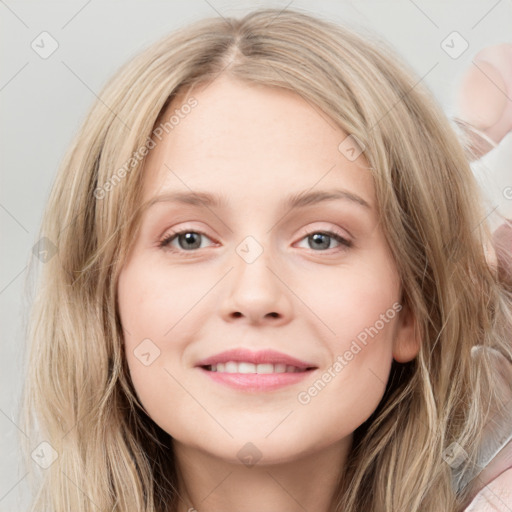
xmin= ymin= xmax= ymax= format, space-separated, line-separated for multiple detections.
xmin=195 ymin=348 xmax=317 ymax=369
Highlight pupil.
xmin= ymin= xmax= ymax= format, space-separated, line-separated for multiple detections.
xmin=180 ymin=232 xmax=201 ymax=250
xmin=310 ymin=233 xmax=330 ymax=250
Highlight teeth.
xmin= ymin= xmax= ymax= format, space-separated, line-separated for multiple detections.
xmin=238 ymin=362 xmax=256 ymax=373
xmin=225 ymin=361 xmax=238 ymax=373
xmin=207 ymin=361 xmax=305 ymax=374
xmin=256 ymin=363 xmax=274 ymax=374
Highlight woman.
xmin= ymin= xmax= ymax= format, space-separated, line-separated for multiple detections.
xmin=21 ymin=8 xmax=512 ymax=511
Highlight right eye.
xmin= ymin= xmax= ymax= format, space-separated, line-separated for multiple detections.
xmin=158 ymin=230 xmax=216 ymax=252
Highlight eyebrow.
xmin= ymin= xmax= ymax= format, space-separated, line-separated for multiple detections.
xmin=143 ymin=188 xmax=372 ymax=212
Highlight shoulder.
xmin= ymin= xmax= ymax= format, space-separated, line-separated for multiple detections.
xmin=464 ymin=439 xmax=512 ymax=511
xmin=464 ymin=466 xmax=512 ymax=511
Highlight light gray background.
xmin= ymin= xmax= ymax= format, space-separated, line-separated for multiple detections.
xmin=1 ymin=1 xmax=511 ymax=509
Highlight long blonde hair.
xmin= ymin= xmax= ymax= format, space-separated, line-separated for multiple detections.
xmin=21 ymin=8 xmax=512 ymax=511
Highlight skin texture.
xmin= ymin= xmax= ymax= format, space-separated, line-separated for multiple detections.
xmin=456 ymin=43 xmax=512 ymax=159
xmin=117 ymin=76 xmax=420 ymax=512
xmin=465 ymin=467 xmax=512 ymax=511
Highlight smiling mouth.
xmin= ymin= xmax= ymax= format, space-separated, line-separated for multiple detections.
xmin=202 ymin=362 xmax=316 ymax=373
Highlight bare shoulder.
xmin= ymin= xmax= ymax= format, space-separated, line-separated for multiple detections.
xmin=464 ymin=467 xmax=512 ymax=511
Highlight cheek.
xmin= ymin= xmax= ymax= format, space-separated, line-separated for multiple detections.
xmin=295 ymin=316 xmax=396 ymax=443
xmin=303 ymin=255 xmax=401 ymax=346
xmin=117 ymin=261 xmax=212 ymax=427
xmin=295 ymin=258 xmax=399 ymax=409
xmin=118 ymin=259 xmax=211 ymax=338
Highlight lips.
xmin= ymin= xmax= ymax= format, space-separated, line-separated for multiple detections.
xmin=195 ymin=348 xmax=317 ymax=373
xmin=196 ymin=348 xmax=318 ymax=392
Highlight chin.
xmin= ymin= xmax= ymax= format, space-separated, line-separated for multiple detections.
xmin=173 ymin=427 xmax=314 ymax=465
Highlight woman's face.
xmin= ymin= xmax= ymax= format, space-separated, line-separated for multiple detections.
xmin=117 ymin=76 xmax=419 ymax=465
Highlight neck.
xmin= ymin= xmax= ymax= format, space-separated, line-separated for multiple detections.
xmin=173 ymin=436 xmax=352 ymax=512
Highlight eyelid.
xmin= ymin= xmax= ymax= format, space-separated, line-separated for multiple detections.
xmin=296 ymin=221 xmax=351 ymax=240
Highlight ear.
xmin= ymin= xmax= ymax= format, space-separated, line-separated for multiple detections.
xmin=392 ymin=301 xmax=421 ymax=363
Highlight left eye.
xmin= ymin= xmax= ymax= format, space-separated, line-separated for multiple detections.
xmin=295 ymin=231 xmax=352 ymax=251
xmin=158 ymin=230 xmax=351 ymax=252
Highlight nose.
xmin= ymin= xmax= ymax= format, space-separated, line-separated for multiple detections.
xmin=219 ymin=243 xmax=293 ymax=326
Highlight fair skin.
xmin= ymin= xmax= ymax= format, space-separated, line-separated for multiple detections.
xmin=117 ymin=76 xmax=420 ymax=512
xmin=466 ymin=453 xmax=512 ymax=511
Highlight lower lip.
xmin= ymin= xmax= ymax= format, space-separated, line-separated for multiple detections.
xmin=197 ymin=367 xmax=315 ymax=392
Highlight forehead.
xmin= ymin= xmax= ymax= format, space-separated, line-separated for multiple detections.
xmin=141 ymin=76 xmax=374 ymax=208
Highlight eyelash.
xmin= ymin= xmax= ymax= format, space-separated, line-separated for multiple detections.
xmin=158 ymin=228 xmax=352 ymax=255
